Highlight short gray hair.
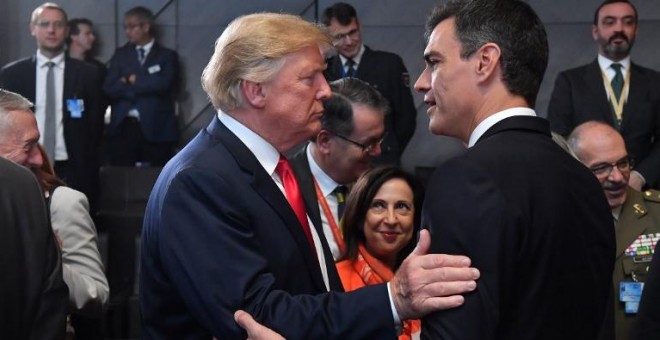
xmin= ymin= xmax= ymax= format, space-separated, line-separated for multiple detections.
xmin=0 ymin=89 xmax=34 ymax=137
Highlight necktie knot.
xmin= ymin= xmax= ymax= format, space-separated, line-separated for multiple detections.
xmin=46 ymin=61 xmax=55 ymax=69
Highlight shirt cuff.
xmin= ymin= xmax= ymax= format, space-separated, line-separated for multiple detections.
xmin=387 ymin=281 xmax=403 ymax=335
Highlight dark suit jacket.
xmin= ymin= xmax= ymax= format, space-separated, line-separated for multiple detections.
xmin=421 ymin=116 xmax=615 ymax=339
xmin=139 ymin=117 xmax=396 ymax=339
xmin=547 ymin=60 xmax=660 ymax=187
xmin=0 ymin=55 xmax=103 ymax=202
xmin=632 ymin=242 xmax=660 ymax=339
xmin=104 ymin=42 xmax=179 ymax=143
xmin=289 ymin=144 xmax=324 ymax=237
xmin=325 ymin=46 xmax=416 ymax=165
xmin=0 ymin=157 xmax=68 ymax=340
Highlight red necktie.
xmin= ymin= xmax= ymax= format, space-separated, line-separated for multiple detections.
xmin=275 ymin=155 xmax=316 ymax=252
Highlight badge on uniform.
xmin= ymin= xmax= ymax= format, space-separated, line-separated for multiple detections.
xmin=625 ymin=233 xmax=660 ymax=257
xmin=620 ymin=281 xmax=644 ymax=314
xmin=66 ymin=98 xmax=85 ymax=118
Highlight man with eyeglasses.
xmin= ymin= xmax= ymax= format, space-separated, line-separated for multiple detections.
xmin=322 ymin=2 xmax=416 ymax=166
xmin=289 ymin=78 xmax=386 ymax=260
xmin=0 ymin=2 xmax=104 ymax=211
xmin=104 ymin=6 xmax=179 ymax=167
xmin=569 ymin=120 xmax=660 ymax=340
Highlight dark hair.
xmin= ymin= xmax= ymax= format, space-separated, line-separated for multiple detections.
xmin=426 ymin=0 xmax=548 ymax=108
xmin=125 ymin=6 xmax=155 ymax=25
xmin=67 ymin=18 xmax=93 ymax=44
xmin=341 ymin=166 xmax=423 ymax=269
xmin=322 ymin=2 xmax=358 ymax=26
xmin=319 ymin=78 xmax=389 ymax=139
xmin=593 ymin=0 xmax=637 ymax=25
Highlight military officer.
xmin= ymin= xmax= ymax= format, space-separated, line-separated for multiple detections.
xmin=569 ymin=120 xmax=660 ymax=339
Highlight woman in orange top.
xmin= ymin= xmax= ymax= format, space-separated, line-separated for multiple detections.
xmin=336 ymin=166 xmax=422 ymax=340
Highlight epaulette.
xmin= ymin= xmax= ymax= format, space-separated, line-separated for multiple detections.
xmin=642 ymin=189 xmax=660 ymax=203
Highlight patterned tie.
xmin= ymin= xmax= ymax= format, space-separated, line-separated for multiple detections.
xmin=611 ymin=63 xmax=624 ymax=101
xmin=345 ymin=58 xmax=356 ymax=78
xmin=334 ymin=185 xmax=348 ymax=221
xmin=275 ymin=155 xmax=316 ymax=251
xmin=44 ymin=61 xmax=56 ymax=163
xmin=137 ymin=47 xmax=146 ymax=65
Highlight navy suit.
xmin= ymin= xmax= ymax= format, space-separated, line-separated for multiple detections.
xmin=140 ymin=117 xmax=396 ymax=339
xmin=104 ymin=42 xmax=178 ymax=165
xmin=0 ymin=55 xmax=103 ymax=205
xmin=325 ymin=46 xmax=416 ymax=165
xmin=422 ymin=116 xmax=615 ymax=339
xmin=547 ymin=60 xmax=660 ymax=188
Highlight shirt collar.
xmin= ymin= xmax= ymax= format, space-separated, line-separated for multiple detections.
xmin=217 ymin=111 xmax=280 ymax=176
xmin=339 ymin=44 xmax=366 ymax=67
xmin=136 ymin=39 xmax=155 ymax=53
xmin=468 ymin=107 xmax=536 ymax=147
xmin=598 ymin=54 xmax=631 ymax=73
xmin=36 ymin=50 xmax=65 ymax=68
xmin=307 ymin=144 xmax=339 ymax=197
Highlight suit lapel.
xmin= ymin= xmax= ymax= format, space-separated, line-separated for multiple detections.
xmin=207 ymin=118 xmax=328 ymax=291
xmin=26 ymin=56 xmax=38 ymax=103
xmin=616 ymin=188 xmax=650 ymax=259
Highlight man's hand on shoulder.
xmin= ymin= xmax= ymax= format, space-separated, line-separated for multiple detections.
xmin=390 ymin=229 xmax=479 ymax=320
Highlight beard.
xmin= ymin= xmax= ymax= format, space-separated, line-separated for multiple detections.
xmin=598 ymin=31 xmax=635 ymax=59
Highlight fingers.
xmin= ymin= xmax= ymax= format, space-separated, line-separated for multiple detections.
xmin=423 ymin=278 xmax=477 ymax=298
xmin=234 ymin=310 xmax=255 ymax=332
xmin=419 ymin=253 xmax=474 ymax=270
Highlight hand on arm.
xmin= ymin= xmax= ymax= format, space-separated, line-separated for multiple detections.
xmin=390 ymin=229 xmax=479 ymax=320
xmin=234 ymin=310 xmax=285 ymax=340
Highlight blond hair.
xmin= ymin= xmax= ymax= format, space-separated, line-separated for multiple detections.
xmin=201 ymin=13 xmax=332 ymax=112
xmin=31 ymin=2 xmax=67 ymax=24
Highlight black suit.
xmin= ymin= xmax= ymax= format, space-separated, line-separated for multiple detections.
xmin=547 ymin=60 xmax=660 ymax=187
xmin=140 ymin=117 xmax=396 ymax=338
xmin=421 ymin=116 xmax=615 ymax=339
xmin=325 ymin=46 xmax=416 ymax=165
xmin=0 ymin=55 xmax=103 ymax=206
xmin=0 ymin=157 xmax=68 ymax=340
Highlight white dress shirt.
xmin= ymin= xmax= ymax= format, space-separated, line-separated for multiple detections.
xmin=468 ymin=107 xmax=537 ymax=147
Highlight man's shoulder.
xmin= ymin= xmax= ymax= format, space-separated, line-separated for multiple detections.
xmin=640 ymin=189 xmax=660 ymax=204
xmin=2 ymin=56 xmax=34 ymax=72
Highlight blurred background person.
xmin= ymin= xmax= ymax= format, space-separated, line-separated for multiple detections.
xmin=322 ymin=2 xmax=416 ymax=166
xmin=337 ymin=166 xmax=422 ymax=340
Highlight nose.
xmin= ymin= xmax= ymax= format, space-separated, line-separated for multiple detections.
xmin=28 ymin=146 xmax=43 ymax=169
xmin=414 ymin=69 xmax=430 ymax=93
xmin=608 ymin=165 xmax=625 ymax=182
xmin=384 ymin=207 xmax=398 ymax=225
xmin=317 ymin=75 xmax=332 ymax=100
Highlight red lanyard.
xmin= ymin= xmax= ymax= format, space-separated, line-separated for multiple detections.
xmin=313 ymin=179 xmax=346 ymax=256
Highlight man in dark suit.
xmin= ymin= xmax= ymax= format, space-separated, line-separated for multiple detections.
xmin=290 ymin=78 xmax=387 ymax=260
xmin=0 ymin=3 xmax=103 ymax=209
xmin=547 ymin=0 xmax=660 ymax=190
xmin=0 ymin=89 xmax=68 ymax=339
xmin=104 ymin=6 xmax=179 ymax=167
xmin=322 ymin=2 xmax=416 ymax=166
xmin=569 ymin=121 xmax=660 ymax=340
xmin=414 ymin=1 xmax=615 ymax=339
xmin=140 ymin=12 xmax=480 ymax=339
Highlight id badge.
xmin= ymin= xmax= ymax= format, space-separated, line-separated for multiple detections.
xmin=66 ymin=99 xmax=85 ymax=118
xmin=620 ymin=281 xmax=644 ymax=314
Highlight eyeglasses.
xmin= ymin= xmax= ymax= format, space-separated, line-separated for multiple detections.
xmin=332 ymin=28 xmax=360 ymax=43
xmin=330 ymin=131 xmax=384 ymax=154
xmin=35 ymin=20 xmax=66 ymax=29
xmin=124 ymin=22 xmax=144 ymax=30
xmin=589 ymin=156 xmax=632 ymax=178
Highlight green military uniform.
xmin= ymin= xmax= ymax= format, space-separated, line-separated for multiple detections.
xmin=613 ymin=188 xmax=660 ymax=339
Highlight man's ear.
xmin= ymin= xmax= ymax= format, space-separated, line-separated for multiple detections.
xmin=475 ymin=43 xmax=501 ymax=81
xmin=592 ymin=25 xmax=599 ymax=41
xmin=241 ymin=80 xmax=266 ymax=108
xmin=316 ymin=130 xmax=333 ymax=153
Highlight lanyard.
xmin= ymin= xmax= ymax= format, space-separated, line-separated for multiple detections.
xmin=313 ymin=178 xmax=346 ymax=256
xmin=601 ymin=67 xmax=631 ymax=125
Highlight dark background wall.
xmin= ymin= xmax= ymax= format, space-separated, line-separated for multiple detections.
xmin=2 ymin=0 xmax=659 ymax=172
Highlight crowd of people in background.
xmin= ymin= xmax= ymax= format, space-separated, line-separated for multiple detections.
xmin=1 ymin=0 xmax=660 ymax=339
